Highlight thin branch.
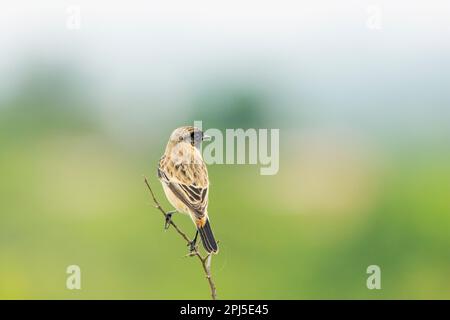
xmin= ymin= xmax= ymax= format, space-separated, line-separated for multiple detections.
xmin=144 ymin=177 xmax=217 ymax=300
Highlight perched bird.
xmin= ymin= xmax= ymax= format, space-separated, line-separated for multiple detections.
xmin=157 ymin=126 xmax=218 ymax=254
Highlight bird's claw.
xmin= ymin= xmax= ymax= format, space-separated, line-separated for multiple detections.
xmin=187 ymin=240 xmax=198 ymax=253
xmin=164 ymin=212 xmax=174 ymax=230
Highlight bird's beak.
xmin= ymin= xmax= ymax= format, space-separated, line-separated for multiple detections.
xmin=202 ymin=134 xmax=211 ymax=141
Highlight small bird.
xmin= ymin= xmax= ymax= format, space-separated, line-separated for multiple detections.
xmin=157 ymin=126 xmax=218 ymax=254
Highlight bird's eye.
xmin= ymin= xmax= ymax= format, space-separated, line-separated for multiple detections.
xmin=190 ymin=131 xmax=195 ymax=143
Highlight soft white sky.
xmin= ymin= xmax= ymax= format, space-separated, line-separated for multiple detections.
xmin=1 ymin=0 xmax=449 ymax=139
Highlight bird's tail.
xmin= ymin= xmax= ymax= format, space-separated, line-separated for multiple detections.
xmin=198 ymin=218 xmax=219 ymax=254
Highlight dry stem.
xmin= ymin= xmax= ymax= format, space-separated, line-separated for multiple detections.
xmin=144 ymin=177 xmax=217 ymax=300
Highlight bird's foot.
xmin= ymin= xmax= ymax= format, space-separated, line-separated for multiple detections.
xmin=188 ymin=240 xmax=198 ymax=253
xmin=164 ymin=211 xmax=176 ymax=230
xmin=187 ymin=230 xmax=199 ymax=253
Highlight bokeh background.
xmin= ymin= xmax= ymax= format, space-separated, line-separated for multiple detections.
xmin=1 ymin=0 xmax=450 ymax=299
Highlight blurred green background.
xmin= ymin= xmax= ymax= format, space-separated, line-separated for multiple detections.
xmin=1 ymin=0 xmax=450 ymax=299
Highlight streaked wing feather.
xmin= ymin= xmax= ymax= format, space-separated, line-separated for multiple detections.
xmin=158 ymin=166 xmax=207 ymax=219
xmin=167 ymin=183 xmax=207 ymax=219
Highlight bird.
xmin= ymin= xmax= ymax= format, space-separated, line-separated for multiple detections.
xmin=157 ymin=126 xmax=219 ymax=254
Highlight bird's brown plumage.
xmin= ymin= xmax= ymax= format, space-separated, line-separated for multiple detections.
xmin=158 ymin=127 xmax=209 ymax=225
xmin=158 ymin=126 xmax=218 ymax=253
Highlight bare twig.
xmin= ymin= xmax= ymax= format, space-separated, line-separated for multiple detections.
xmin=144 ymin=177 xmax=217 ymax=300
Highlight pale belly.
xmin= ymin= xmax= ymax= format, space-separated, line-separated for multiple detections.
xmin=161 ymin=182 xmax=190 ymax=215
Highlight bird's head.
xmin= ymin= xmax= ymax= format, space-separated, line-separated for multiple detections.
xmin=169 ymin=126 xmax=210 ymax=148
